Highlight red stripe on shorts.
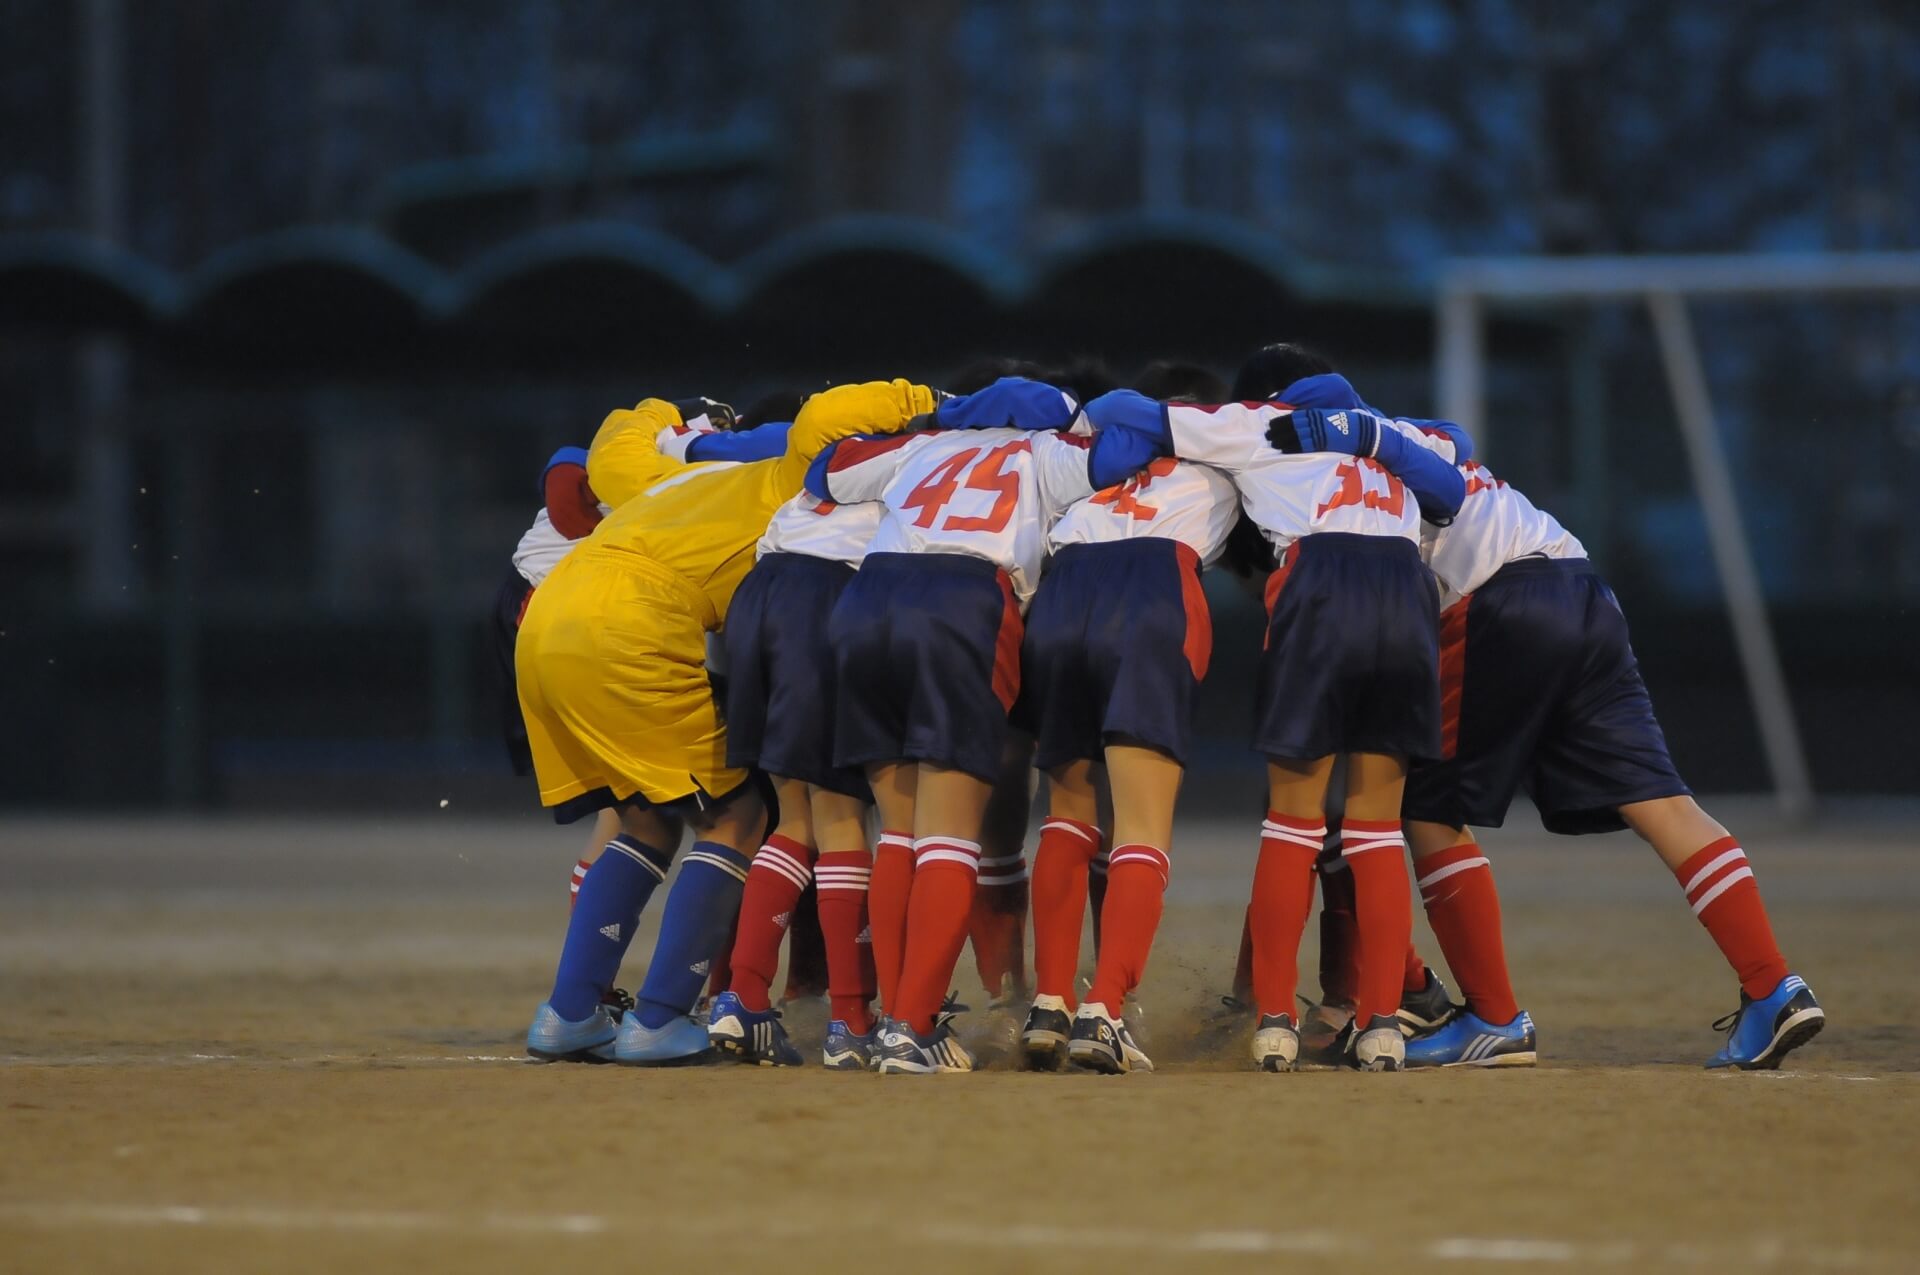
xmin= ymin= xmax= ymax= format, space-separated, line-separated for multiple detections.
xmin=1261 ymin=542 xmax=1299 ymax=651
xmin=1175 ymin=542 xmax=1212 ymax=681
xmin=1437 ymin=595 xmax=1471 ymax=759
xmin=992 ymin=570 xmax=1024 ymax=712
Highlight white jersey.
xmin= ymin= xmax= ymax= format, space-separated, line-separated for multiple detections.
xmin=815 ymin=427 xmax=1095 ymax=604
xmin=1047 ymin=456 xmax=1240 ymax=566
xmin=1424 ymin=461 xmax=1587 ymax=609
xmin=756 ymin=492 xmax=884 ymax=566
xmin=511 ymin=502 xmax=611 ymax=587
xmin=1163 ymin=402 xmax=1421 ymax=554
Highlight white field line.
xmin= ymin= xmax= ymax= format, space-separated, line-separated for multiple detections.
xmin=0 ymin=1203 xmax=1900 ymax=1268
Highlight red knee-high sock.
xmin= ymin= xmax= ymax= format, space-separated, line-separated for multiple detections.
xmin=894 ymin=837 xmax=982 ymax=1033
xmin=970 ymin=849 xmax=1029 ymax=998
xmin=1343 ymin=818 xmax=1413 ymax=1026
xmin=781 ymin=881 xmax=829 ymax=1001
xmin=1030 ymin=817 xmax=1100 ymax=1006
xmin=1416 ymin=841 xmax=1518 ymax=1024
xmin=1087 ymin=845 xmax=1169 ymax=1012
xmin=1089 ymin=838 xmax=1110 ymax=956
xmin=868 ymin=831 xmax=915 ymax=1017
xmin=1231 ymin=908 xmax=1254 ymax=1003
xmin=1316 ymin=836 xmax=1358 ymax=1008
xmin=814 ymin=847 xmax=875 ymax=1033
xmin=1674 ymin=837 xmax=1789 ymax=1000
xmin=569 ymin=857 xmax=592 ymax=911
xmin=1250 ymin=813 xmax=1325 ymax=1020
xmin=727 ymin=834 xmax=814 ymax=1013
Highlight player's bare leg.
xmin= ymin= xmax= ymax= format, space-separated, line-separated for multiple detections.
xmin=1070 ymin=742 xmax=1180 ymax=1074
xmin=1618 ymin=795 xmax=1819 ymax=1068
xmin=616 ymin=784 xmax=767 ymax=1066
xmin=710 ymin=775 xmax=816 ymax=1066
xmin=1024 ymin=759 xmax=1103 ymax=1068
xmin=1247 ymin=755 xmax=1336 ymax=1071
xmin=865 ymin=761 xmax=918 ymax=1021
xmin=877 ymin=764 xmax=993 ymax=1072
xmin=810 ymin=786 xmax=881 ymax=1065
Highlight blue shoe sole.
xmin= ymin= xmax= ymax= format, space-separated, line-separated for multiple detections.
xmin=525 ymin=1043 xmax=616 ymax=1064
xmin=1712 ymin=1008 xmax=1825 ymax=1071
xmin=614 ymin=1047 xmax=715 ymax=1068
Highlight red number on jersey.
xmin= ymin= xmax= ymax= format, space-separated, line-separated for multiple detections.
xmin=1461 ymin=461 xmax=1504 ymax=497
xmin=1092 ymin=455 xmax=1178 ymax=521
xmin=1315 ymin=458 xmax=1406 ymax=520
xmin=900 ymin=447 xmax=982 ymax=528
xmin=943 ymin=439 xmax=1032 ymax=533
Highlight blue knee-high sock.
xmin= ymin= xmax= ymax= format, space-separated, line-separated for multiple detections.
xmin=548 ymin=834 xmax=674 ymax=1022
xmin=635 ymin=842 xmax=752 ymax=1028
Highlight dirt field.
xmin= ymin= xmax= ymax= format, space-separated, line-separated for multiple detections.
xmin=2 ymin=807 xmax=1917 ymax=1274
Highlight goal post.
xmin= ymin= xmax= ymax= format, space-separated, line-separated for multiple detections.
xmin=1433 ymin=252 xmax=1920 ymax=820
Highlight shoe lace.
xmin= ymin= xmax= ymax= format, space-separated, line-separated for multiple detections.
xmin=1711 ymin=1007 xmax=1741 ymax=1034
xmin=932 ymin=991 xmax=971 ymax=1033
xmin=599 ymin=987 xmax=636 ymax=1016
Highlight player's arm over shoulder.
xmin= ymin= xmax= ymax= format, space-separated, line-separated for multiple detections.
xmin=586 ymin=398 xmax=690 ymax=511
xmin=776 ymin=378 xmax=937 ymax=496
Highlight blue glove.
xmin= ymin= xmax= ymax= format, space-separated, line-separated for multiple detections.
xmin=685 ymin=419 xmax=792 ymax=463
xmin=1266 ymin=407 xmax=1383 ymax=457
xmin=938 ymin=377 xmax=1078 ymax=431
xmin=1373 ymin=426 xmax=1467 ymax=523
xmin=1084 ymin=390 xmax=1170 ymax=442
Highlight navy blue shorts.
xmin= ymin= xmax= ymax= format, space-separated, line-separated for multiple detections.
xmin=1254 ymin=533 xmax=1441 ymax=762
xmin=491 ymin=565 xmax=536 ymax=776
xmin=723 ymin=552 xmax=868 ymax=798
xmin=1022 ymin=539 xmax=1212 ymax=769
xmin=1402 ymin=557 xmax=1689 ymax=835
xmin=830 ymin=551 xmax=1023 ymax=784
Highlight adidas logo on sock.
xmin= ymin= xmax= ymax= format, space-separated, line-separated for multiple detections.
xmin=690 ymin=959 xmax=710 ymax=976
xmin=599 ymin=923 xmax=622 ymax=941
xmin=772 ymin=911 xmax=792 ymax=929
xmin=856 ymin=926 xmax=872 ymax=944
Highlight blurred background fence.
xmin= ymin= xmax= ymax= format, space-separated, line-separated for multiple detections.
xmin=3 ymin=0 xmax=1917 ymax=810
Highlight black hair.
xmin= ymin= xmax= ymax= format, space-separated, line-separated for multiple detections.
xmin=945 ymin=357 xmax=1049 ymax=396
xmin=1230 ymin=342 xmax=1335 ymax=402
xmin=1132 ymin=360 xmax=1228 ymax=404
xmin=1040 ymin=356 xmax=1120 ymax=408
xmin=736 ymin=389 xmax=807 ymax=432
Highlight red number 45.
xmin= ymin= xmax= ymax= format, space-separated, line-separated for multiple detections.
xmin=900 ymin=439 xmax=1031 ymax=533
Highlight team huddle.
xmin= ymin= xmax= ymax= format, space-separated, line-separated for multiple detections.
xmin=495 ymin=343 xmax=1825 ymax=1076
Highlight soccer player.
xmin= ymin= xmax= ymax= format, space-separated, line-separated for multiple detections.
xmin=1020 ymin=362 xmax=1237 ymax=1074
xmin=705 ymin=473 xmax=891 ymax=1068
xmin=1376 ymin=421 xmax=1826 ymax=1070
xmin=519 ymin=381 xmax=936 ymax=1065
xmin=808 ymin=377 xmax=1139 ymax=1073
xmin=1084 ymin=364 xmax=1471 ymax=1072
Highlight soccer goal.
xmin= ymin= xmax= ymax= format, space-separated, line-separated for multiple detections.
xmin=1432 ymin=252 xmax=1920 ymax=820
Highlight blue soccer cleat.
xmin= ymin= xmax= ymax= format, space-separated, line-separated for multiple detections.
xmin=876 ymin=998 xmax=975 ymax=1075
xmin=821 ymin=1019 xmax=877 ymax=1071
xmin=706 ymin=991 xmax=803 ymax=1067
xmin=1405 ymin=1009 xmax=1538 ymax=1068
xmin=613 ymin=1011 xmax=715 ymax=1067
xmin=525 ymin=1001 xmax=620 ymax=1063
xmin=1705 ymin=974 xmax=1824 ymax=1071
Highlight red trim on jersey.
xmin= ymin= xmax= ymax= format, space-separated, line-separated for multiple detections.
xmin=826 ymin=432 xmax=917 ymax=471
xmin=991 ymin=570 xmax=1024 ymax=712
xmin=1260 ymin=543 xmax=1299 ymax=650
xmin=1175 ymin=542 xmax=1212 ymax=681
xmin=1437 ymin=596 xmax=1471 ymax=759
xmin=544 ymin=464 xmax=603 ymax=540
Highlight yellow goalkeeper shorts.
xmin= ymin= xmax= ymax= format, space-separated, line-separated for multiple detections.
xmin=515 ymin=545 xmax=745 ymax=817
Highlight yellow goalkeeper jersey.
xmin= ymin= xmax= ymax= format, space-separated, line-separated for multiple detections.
xmin=576 ymin=378 xmax=936 ymax=626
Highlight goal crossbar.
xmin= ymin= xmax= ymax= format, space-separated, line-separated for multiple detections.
xmin=1433 ymin=252 xmax=1920 ymax=819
